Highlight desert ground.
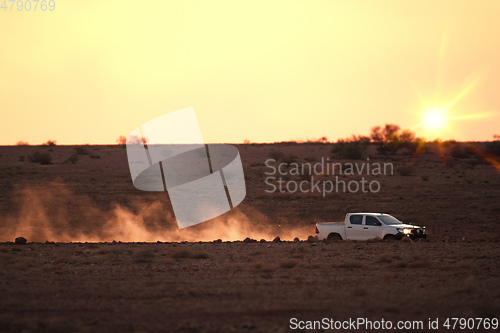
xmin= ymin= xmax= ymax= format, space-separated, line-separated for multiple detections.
xmin=0 ymin=142 xmax=499 ymax=332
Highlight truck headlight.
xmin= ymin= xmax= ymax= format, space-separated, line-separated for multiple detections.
xmin=403 ymin=228 xmax=412 ymax=234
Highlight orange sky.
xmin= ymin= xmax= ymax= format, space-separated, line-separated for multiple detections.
xmin=1 ymin=0 xmax=499 ymax=145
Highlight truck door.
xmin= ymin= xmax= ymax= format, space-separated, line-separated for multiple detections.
xmin=363 ymin=215 xmax=383 ymax=240
xmin=345 ymin=214 xmax=364 ymax=240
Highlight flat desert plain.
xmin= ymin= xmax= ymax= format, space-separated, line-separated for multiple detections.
xmin=0 ymin=143 xmax=499 ymax=332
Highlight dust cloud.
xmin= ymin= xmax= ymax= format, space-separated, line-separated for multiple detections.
xmin=0 ymin=183 xmax=312 ymax=243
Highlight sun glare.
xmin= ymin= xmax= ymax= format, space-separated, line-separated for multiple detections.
xmin=423 ymin=108 xmax=447 ymax=131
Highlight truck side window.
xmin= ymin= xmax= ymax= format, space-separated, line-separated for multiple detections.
xmin=366 ymin=216 xmax=381 ymax=226
xmin=350 ymin=215 xmax=363 ymax=225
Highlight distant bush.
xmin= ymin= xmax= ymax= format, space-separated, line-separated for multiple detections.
xmin=486 ymin=141 xmax=500 ymax=156
xmin=42 ymin=140 xmax=57 ymax=146
xmin=253 ymin=262 xmax=275 ymax=272
xmin=75 ymin=146 xmax=90 ymax=155
xmin=268 ymin=151 xmax=284 ymax=161
xmin=133 ymin=249 xmax=155 ymax=263
xmin=16 ymin=141 xmax=30 ymax=146
xmin=332 ymin=141 xmax=364 ymax=160
xmin=304 ymin=136 xmax=329 ymax=144
xmin=449 ymin=144 xmax=470 ymax=159
xmin=191 ymin=252 xmax=210 ymax=259
xmin=281 ymin=154 xmax=297 ymax=166
xmin=397 ymin=165 xmax=413 ymax=176
xmin=28 ymin=151 xmax=52 ymax=165
xmin=171 ymin=249 xmax=193 ymax=259
xmin=116 ymin=136 xmax=127 ymax=146
xmin=66 ymin=154 xmax=79 ymax=164
xmin=370 ymin=124 xmax=419 ymax=154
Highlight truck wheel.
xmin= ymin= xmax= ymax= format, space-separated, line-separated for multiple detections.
xmin=327 ymin=233 xmax=342 ymax=241
xmin=383 ymin=234 xmax=397 ymax=241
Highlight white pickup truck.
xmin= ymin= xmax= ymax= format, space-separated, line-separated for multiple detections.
xmin=315 ymin=213 xmax=426 ymax=241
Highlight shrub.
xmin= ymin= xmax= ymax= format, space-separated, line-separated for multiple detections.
xmin=75 ymin=146 xmax=90 ymax=155
xmin=170 ymin=249 xmax=210 ymax=260
xmin=268 ymin=151 xmax=284 ymax=161
xmin=133 ymin=249 xmax=155 ymax=263
xmin=332 ymin=141 xmax=364 ymax=159
xmin=486 ymin=140 xmax=500 ymax=156
xmin=254 ymin=262 xmax=275 ymax=272
xmin=171 ymin=249 xmax=193 ymax=259
xmin=371 ymin=124 xmax=402 ymax=154
xmin=116 ymin=136 xmax=127 ymax=146
xmin=281 ymin=154 xmax=297 ymax=166
xmin=191 ymin=252 xmax=210 ymax=259
xmin=42 ymin=140 xmax=57 ymax=146
xmin=279 ymin=260 xmax=298 ymax=269
xmin=16 ymin=141 xmax=30 ymax=146
xmin=449 ymin=144 xmax=470 ymax=159
xmin=304 ymin=136 xmax=329 ymax=144
xmin=28 ymin=151 xmax=52 ymax=165
xmin=66 ymin=155 xmax=79 ymax=164
xmin=370 ymin=125 xmax=419 ymax=154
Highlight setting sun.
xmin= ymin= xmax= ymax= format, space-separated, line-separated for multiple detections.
xmin=423 ymin=108 xmax=447 ymax=131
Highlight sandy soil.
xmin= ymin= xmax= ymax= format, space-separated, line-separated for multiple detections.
xmin=0 ymin=143 xmax=499 ymax=332
xmin=0 ymin=241 xmax=499 ymax=333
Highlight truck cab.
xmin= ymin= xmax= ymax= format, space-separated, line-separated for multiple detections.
xmin=315 ymin=213 xmax=426 ymax=241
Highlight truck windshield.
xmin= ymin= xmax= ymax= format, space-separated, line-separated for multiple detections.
xmin=377 ymin=215 xmax=403 ymax=225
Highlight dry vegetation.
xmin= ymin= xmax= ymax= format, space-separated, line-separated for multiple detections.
xmin=0 ymin=141 xmax=499 ymax=332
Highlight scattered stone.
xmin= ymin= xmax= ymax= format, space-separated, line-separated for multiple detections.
xmin=293 ymin=237 xmax=300 ymax=243
xmin=259 ymin=239 xmax=267 ymax=243
xmin=243 ymin=237 xmax=257 ymax=243
xmin=213 ymin=239 xmax=222 ymax=243
xmin=15 ymin=237 xmax=27 ymax=245
xmin=307 ymin=235 xmax=318 ymax=243
xmin=272 ymin=236 xmax=281 ymax=243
